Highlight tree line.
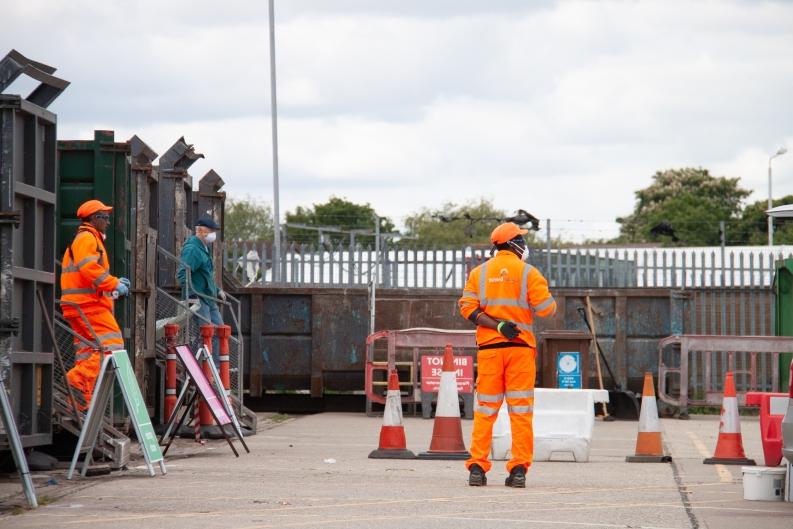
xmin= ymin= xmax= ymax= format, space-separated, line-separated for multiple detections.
xmin=224 ymin=167 xmax=793 ymax=247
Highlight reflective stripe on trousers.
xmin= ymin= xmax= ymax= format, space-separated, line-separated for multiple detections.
xmin=467 ymin=345 xmax=536 ymax=474
xmin=65 ymin=309 xmax=124 ymax=406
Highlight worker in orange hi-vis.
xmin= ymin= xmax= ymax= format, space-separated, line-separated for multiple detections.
xmin=60 ymin=199 xmax=130 ymax=410
xmin=459 ymin=222 xmax=557 ymax=488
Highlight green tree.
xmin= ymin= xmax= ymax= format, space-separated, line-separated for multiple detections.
xmin=285 ymin=196 xmax=395 ymax=246
xmin=615 ymin=168 xmax=750 ymax=246
xmin=731 ymin=194 xmax=793 ymax=245
xmin=403 ymin=199 xmax=535 ymax=246
xmin=224 ymin=196 xmax=274 ymax=241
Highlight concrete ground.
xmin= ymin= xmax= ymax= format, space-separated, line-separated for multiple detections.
xmin=1 ymin=412 xmax=792 ymax=529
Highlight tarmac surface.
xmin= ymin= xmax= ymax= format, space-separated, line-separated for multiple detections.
xmin=1 ymin=412 xmax=793 ymax=529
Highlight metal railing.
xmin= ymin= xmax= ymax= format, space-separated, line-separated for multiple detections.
xmin=156 ymin=247 xmax=245 ymax=405
xmin=658 ymin=335 xmax=793 ymax=416
xmin=225 ymin=241 xmax=793 ymax=289
xmin=364 ymin=328 xmax=477 ymax=416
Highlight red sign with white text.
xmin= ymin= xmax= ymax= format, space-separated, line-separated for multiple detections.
xmin=421 ymin=355 xmax=474 ymax=393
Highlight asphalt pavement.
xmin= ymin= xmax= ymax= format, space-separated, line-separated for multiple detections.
xmin=1 ymin=412 xmax=792 ymax=529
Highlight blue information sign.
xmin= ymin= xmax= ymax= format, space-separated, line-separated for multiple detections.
xmin=557 ymin=351 xmax=582 ymax=389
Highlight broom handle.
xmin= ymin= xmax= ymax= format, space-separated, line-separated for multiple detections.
xmin=586 ymin=296 xmax=609 ymax=418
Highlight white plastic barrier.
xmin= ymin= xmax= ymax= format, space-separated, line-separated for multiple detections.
xmin=491 ymin=388 xmax=609 ymax=462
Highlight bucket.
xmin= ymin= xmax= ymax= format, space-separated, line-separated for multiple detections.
xmin=742 ymin=466 xmax=786 ymax=501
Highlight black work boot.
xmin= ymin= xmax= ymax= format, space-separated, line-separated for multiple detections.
xmin=505 ymin=466 xmax=526 ymax=488
xmin=468 ymin=464 xmax=487 ymax=486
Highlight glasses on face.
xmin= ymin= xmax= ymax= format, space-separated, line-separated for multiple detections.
xmin=93 ymin=214 xmax=110 ymax=221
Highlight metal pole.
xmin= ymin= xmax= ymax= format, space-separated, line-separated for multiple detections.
xmin=720 ymin=220 xmax=726 ymax=287
xmin=268 ymin=0 xmax=281 ymax=281
xmin=768 ymin=159 xmax=774 ymax=247
xmin=370 ymin=215 xmax=379 ymax=335
xmin=545 ymin=218 xmax=551 ymax=273
xmin=0 ymin=377 xmax=37 ymax=507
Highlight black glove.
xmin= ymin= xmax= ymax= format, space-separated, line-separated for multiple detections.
xmin=497 ymin=321 xmax=520 ymax=340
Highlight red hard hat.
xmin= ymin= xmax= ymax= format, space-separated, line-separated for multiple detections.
xmin=490 ymin=222 xmax=528 ymax=245
xmin=76 ymin=199 xmax=112 ymax=219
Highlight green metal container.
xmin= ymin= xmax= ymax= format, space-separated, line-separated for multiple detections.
xmin=774 ymin=258 xmax=793 ymax=391
xmin=57 ymin=131 xmax=135 ymax=418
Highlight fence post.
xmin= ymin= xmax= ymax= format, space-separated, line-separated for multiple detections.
xmin=370 ymin=215 xmax=380 ymax=335
xmin=545 ymin=218 xmax=552 ymax=278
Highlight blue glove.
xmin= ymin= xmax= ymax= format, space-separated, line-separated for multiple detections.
xmin=115 ymin=282 xmax=129 ymax=297
xmin=118 ymin=277 xmax=131 ymax=288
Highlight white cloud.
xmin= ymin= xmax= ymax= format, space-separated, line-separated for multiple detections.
xmin=5 ymin=0 xmax=793 ymax=242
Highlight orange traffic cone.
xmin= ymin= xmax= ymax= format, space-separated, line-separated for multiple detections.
xmin=418 ymin=344 xmax=470 ymax=460
xmin=704 ymin=372 xmax=756 ymax=465
xmin=369 ymin=370 xmax=416 ymax=459
xmin=626 ymin=372 xmax=672 ymax=463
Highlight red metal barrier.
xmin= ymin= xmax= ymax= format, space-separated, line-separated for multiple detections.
xmin=217 ymin=325 xmax=232 ymax=397
xmin=364 ymin=328 xmax=477 ymax=416
xmin=164 ymin=324 xmax=180 ymax=420
xmin=745 ymin=391 xmax=789 ymax=466
xmin=199 ymin=324 xmax=215 ymax=428
xmin=658 ymin=335 xmax=793 ymax=416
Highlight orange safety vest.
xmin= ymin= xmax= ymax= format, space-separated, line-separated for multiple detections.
xmin=60 ymin=224 xmax=120 ymax=318
xmin=459 ymin=250 xmax=557 ymax=347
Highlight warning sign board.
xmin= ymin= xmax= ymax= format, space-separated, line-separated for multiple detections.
xmin=420 ymin=354 xmax=474 ymax=393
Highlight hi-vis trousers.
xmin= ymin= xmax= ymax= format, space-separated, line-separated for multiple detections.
xmin=65 ymin=309 xmax=124 ymax=408
xmin=466 ymin=345 xmax=536 ymax=473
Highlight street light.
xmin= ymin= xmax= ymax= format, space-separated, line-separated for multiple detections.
xmin=768 ymin=146 xmax=788 ymax=246
xmin=268 ymin=0 xmax=281 ymax=280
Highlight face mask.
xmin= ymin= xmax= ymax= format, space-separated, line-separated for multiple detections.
xmin=508 ymin=241 xmax=529 ymax=262
xmin=204 ymin=231 xmax=217 ymax=244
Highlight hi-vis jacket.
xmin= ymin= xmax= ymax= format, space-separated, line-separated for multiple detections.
xmin=60 ymin=224 xmax=120 ymax=318
xmin=459 ymin=250 xmax=557 ymax=348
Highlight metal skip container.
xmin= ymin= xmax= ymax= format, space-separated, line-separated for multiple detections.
xmin=0 ymin=49 xmax=69 ymax=448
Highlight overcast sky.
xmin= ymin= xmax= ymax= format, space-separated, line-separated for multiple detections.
xmin=4 ymin=0 xmax=793 ymax=241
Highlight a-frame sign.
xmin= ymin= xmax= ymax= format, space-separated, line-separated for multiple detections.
xmin=68 ymin=350 xmax=166 ymax=479
xmin=0 ymin=376 xmax=37 ymax=507
xmin=159 ymin=344 xmax=249 ymax=456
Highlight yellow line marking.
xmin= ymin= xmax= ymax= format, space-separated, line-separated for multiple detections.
xmin=685 ymin=431 xmax=733 ymax=483
xmin=439 ymin=515 xmax=687 ymax=529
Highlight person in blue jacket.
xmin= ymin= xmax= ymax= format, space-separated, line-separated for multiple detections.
xmin=178 ymin=215 xmax=225 ymax=366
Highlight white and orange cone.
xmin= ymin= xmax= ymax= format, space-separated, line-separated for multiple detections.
xmin=369 ymin=370 xmax=416 ymax=459
xmin=704 ymin=371 xmax=756 ymax=465
xmin=626 ymin=372 xmax=672 ymax=463
xmin=418 ymin=344 xmax=470 ymax=460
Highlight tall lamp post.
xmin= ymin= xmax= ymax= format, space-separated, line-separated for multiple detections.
xmin=768 ymin=146 xmax=788 ymax=246
xmin=268 ymin=0 xmax=281 ymax=281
